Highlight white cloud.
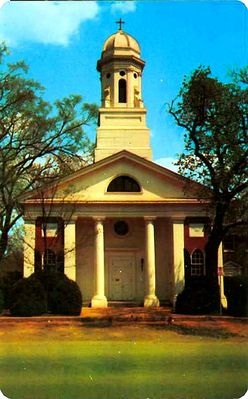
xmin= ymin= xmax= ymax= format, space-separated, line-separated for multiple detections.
xmin=0 ymin=1 xmax=99 ymax=46
xmin=154 ymin=157 xmax=179 ymax=173
xmin=0 ymin=0 xmax=8 ymax=10
xmin=111 ymin=1 xmax=136 ymax=14
xmin=239 ymin=0 xmax=248 ymax=9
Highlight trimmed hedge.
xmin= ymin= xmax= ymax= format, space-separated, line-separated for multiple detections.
xmin=224 ymin=276 xmax=248 ymax=317
xmin=175 ymin=284 xmax=218 ymax=315
xmin=49 ymin=278 xmax=82 ymax=315
xmin=9 ymin=277 xmax=47 ymax=317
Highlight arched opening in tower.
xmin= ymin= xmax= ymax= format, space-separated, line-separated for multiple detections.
xmin=118 ymin=79 xmax=127 ymax=103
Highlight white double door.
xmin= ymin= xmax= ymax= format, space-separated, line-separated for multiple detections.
xmin=107 ymin=253 xmax=136 ymax=300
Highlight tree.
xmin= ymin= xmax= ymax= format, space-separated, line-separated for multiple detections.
xmin=168 ymin=66 xmax=248 ymax=308
xmin=0 ymin=44 xmax=98 ymax=267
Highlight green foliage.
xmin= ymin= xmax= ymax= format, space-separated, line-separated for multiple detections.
xmin=9 ymin=277 xmax=47 ymax=316
xmin=49 ymin=278 xmax=82 ymax=315
xmin=0 ymin=43 xmax=98 ymax=265
xmin=224 ymin=276 xmax=248 ymax=317
xmin=169 ymin=66 xmax=247 ymax=194
xmin=169 ymin=66 xmax=248 ymax=306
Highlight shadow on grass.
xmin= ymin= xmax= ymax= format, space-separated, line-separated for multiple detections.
xmin=80 ymin=318 xmax=242 ymax=338
xmin=153 ymin=323 xmax=241 ymax=339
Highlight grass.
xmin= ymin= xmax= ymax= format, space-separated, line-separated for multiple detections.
xmin=0 ymin=324 xmax=247 ymax=399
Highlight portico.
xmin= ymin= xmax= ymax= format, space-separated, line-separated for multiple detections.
xmin=23 ymin=202 xmax=191 ymax=307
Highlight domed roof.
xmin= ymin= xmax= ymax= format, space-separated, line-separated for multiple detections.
xmin=102 ymin=30 xmax=141 ymax=57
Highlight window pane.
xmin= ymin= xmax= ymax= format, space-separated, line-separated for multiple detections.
xmin=191 ymin=249 xmax=204 ymax=276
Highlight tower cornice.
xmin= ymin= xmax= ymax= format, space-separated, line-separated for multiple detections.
xmin=97 ymin=55 xmax=145 ymax=72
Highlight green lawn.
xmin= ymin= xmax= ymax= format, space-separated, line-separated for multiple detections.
xmin=0 ymin=325 xmax=247 ymax=399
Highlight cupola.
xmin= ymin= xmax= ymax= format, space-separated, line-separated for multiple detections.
xmin=94 ymin=21 xmax=152 ymax=162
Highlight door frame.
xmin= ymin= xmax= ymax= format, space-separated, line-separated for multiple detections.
xmin=106 ymin=250 xmax=137 ymax=300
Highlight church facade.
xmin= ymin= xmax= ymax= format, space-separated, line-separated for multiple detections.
xmin=22 ymin=27 xmax=225 ymax=308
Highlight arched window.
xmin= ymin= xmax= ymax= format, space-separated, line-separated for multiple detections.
xmin=191 ymin=249 xmax=204 ymax=276
xmin=107 ymin=176 xmax=141 ymax=192
xmin=118 ymin=79 xmax=127 ymax=103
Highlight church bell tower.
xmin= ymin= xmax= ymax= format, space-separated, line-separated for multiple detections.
xmin=94 ymin=20 xmax=152 ymax=162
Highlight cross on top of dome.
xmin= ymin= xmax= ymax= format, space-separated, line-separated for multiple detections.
xmin=116 ymin=18 xmax=125 ymax=31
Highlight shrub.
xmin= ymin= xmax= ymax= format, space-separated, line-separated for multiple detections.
xmin=0 ymin=271 xmax=22 ymax=308
xmin=31 ymin=271 xmax=69 ymax=311
xmin=0 ymin=289 xmax=4 ymax=314
xmin=31 ymin=270 xmax=67 ymax=292
xmin=9 ymin=277 xmax=47 ymax=316
xmin=49 ymin=278 xmax=82 ymax=315
xmin=224 ymin=276 xmax=248 ymax=317
xmin=175 ymin=285 xmax=217 ymax=315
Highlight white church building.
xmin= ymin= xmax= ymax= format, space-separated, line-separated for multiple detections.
xmin=22 ymin=25 xmax=224 ymax=308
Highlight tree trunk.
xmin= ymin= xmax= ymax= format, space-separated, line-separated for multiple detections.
xmin=0 ymin=229 xmax=9 ymax=267
xmin=204 ymin=202 xmax=227 ymax=311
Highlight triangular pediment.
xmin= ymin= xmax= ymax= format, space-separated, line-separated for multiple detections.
xmin=22 ymin=150 xmax=204 ymax=205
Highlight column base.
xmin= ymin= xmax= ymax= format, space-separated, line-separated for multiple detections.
xmin=91 ymin=295 xmax=108 ymax=308
xmin=221 ymin=295 xmax=228 ymax=309
xmin=144 ymin=295 xmax=160 ymax=307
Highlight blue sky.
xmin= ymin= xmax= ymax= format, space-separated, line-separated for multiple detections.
xmin=0 ymin=0 xmax=247 ymax=170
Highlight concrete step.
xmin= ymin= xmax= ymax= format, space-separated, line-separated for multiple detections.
xmin=0 ymin=306 xmax=173 ymax=325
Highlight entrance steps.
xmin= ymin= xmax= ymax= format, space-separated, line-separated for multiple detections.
xmin=0 ymin=306 xmax=173 ymax=326
xmin=82 ymin=306 xmax=173 ymax=326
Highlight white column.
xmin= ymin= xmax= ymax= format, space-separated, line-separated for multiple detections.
xmin=64 ymin=220 xmax=76 ymax=281
xmin=91 ymin=218 xmax=107 ymax=308
xmin=172 ymin=220 xmax=185 ymax=305
xmin=144 ymin=218 xmax=160 ymax=307
xmin=23 ymin=219 xmax=36 ymax=277
xmin=218 ymin=242 xmax=227 ymax=309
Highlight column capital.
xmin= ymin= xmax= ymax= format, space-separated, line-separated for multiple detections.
xmin=62 ymin=215 xmax=78 ymax=224
xmin=23 ymin=218 xmax=36 ymax=224
xmin=171 ymin=218 xmax=185 ymax=224
xmin=92 ymin=216 xmax=106 ymax=223
xmin=64 ymin=217 xmax=78 ymax=225
xmin=144 ymin=216 xmax=156 ymax=223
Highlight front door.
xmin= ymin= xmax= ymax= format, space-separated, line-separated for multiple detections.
xmin=108 ymin=254 xmax=136 ymax=300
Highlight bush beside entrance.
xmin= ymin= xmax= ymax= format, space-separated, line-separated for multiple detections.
xmin=224 ymin=276 xmax=248 ymax=317
xmin=175 ymin=282 xmax=218 ymax=315
xmin=9 ymin=272 xmax=82 ymax=317
xmin=49 ymin=278 xmax=82 ymax=315
xmin=10 ymin=277 xmax=47 ymax=316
